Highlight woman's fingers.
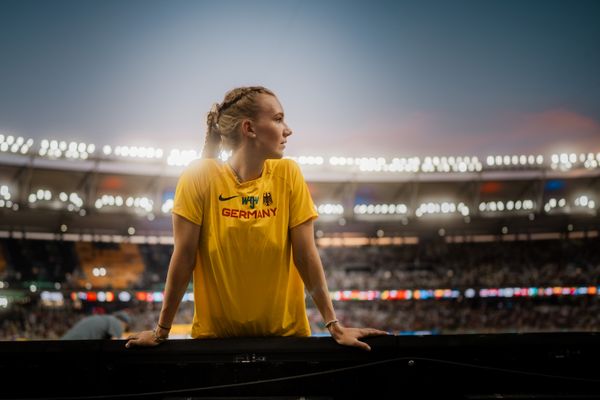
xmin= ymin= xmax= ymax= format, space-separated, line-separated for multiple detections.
xmin=125 ymin=331 xmax=157 ymax=348
xmin=336 ymin=327 xmax=391 ymax=351
xmin=354 ymin=339 xmax=371 ymax=351
xmin=361 ymin=328 xmax=389 ymax=337
xmin=125 ymin=336 xmax=143 ymax=348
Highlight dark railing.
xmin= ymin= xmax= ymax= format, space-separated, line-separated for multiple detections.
xmin=1 ymin=333 xmax=599 ymax=399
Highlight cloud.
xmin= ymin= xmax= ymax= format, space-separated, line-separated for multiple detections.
xmin=506 ymin=109 xmax=600 ymax=153
xmin=296 ymin=111 xmax=451 ymax=157
xmin=286 ymin=107 xmax=600 ymax=158
xmin=458 ymin=108 xmax=600 ymax=156
xmin=375 ymin=108 xmax=600 ymax=157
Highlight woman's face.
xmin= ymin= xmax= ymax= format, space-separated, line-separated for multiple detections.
xmin=251 ymin=94 xmax=292 ymax=159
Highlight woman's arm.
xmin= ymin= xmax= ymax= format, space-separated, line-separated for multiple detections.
xmin=125 ymin=214 xmax=200 ymax=347
xmin=290 ymin=219 xmax=388 ymax=351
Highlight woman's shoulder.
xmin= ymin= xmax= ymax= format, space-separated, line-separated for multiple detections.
xmin=267 ymin=158 xmax=305 ymax=186
xmin=267 ymin=158 xmax=300 ymax=174
xmin=182 ymin=158 xmax=223 ymax=178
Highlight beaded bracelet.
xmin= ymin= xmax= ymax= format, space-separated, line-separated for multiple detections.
xmin=152 ymin=328 xmax=168 ymax=343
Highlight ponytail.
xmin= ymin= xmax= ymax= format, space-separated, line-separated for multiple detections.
xmin=201 ymin=104 xmax=222 ymax=159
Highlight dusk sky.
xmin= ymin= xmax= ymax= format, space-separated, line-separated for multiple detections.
xmin=0 ymin=0 xmax=599 ymax=158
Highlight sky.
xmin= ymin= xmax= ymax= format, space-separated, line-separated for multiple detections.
xmin=0 ymin=0 xmax=599 ymax=158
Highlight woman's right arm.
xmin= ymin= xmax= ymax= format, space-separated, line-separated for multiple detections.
xmin=125 ymin=214 xmax=200 ymax=347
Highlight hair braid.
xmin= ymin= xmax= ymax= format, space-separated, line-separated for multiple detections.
xmin=201 ymin=103 xmax=223 ymax=159
xmin=201 ymin=86 xmax=275 ymax=159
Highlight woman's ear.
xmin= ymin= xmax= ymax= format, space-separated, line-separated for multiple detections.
xmin=241 ymin=119 xmax=256 ymax=138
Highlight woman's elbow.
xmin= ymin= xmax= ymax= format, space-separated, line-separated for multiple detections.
xmin=170 ymin=249 xmax=196 ymax=274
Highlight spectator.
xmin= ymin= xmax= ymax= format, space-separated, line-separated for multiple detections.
xmin=61 ymin=310 xmax=132 ymax=340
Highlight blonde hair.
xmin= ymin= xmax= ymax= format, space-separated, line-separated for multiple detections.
xmin=202 ymin=86 xmax=275 ymax=159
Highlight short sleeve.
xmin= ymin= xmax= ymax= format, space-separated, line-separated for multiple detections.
xmin=288 ymin=160 xmax=319 ymax=228
xmin=107 ymin=317 xmax=124 ymax=339
xmin=172 ymin=160 xmax=207 ymax=226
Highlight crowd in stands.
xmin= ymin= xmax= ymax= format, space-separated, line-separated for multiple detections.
xmin=2 ymin=295 xmax=598 ymax=340
xmin=308 ymin=296 xmax=600 ymax=335
xmin=320 ymin=238 xmax=600 ymax=289
xmin=1 ymin=238 xmax=78 ymax=283
xmin=0 ymin=299 xmax=194 ymax=340
xmin=2 ymin=237 xmax=599 ymax=291
xmin=0 ymin=237 xmax=599 ymax=340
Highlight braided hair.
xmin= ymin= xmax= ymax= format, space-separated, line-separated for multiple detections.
xmin=201 ymin=86 xmax=275 ymax=159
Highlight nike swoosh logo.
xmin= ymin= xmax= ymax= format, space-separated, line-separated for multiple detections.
xmin=219 ymin=194 xmax=238 ymax=201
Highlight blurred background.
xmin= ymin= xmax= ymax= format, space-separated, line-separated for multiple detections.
xmin=0 ymin=0 xmax=599 ymax=339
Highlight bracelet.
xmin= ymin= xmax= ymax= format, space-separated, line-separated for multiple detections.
xmin=325 ymin=319 xmax=339 ymax=329
xmin=152 ymin=328 xmax=168 ymax=343
xmin=157 ymin=323 xmax=171 ymax=331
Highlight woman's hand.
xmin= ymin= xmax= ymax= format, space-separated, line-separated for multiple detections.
xmin=328 ymin=323 xmax=389 ymax=351
xmin=125 ymin=327 xmax=168 ymax=348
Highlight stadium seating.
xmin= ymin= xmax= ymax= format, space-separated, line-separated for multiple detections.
xmin=0 ymin=243 xmax=6 ymax=275
xmin=1 ymin=236 xmax=600 ymax=340
xmin=74 ymin=242 xmax=145 ymax=289
xmin=0 ymin=238 xmax=77 ymax=283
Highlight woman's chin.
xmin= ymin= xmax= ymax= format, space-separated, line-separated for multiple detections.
xmin=268 ymin=150 xmax=284 ymax=159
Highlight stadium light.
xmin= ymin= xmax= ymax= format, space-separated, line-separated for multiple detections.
xmin=114 ymin=145 xmax=164 ymax=160
xmin=317 ymin=203 xmax=344 ymax=215
xmin=0 ymin=185 xmax=15 ymax=209
xmin=415 ymin=201 xmax=469 ymax=217
xmin=167 ymin=149 xmax=199 ymax=166
xmin=574 ymin=195 xmax=596 ymax=211
xmin=95 ymin=194 xmax=154 ymax=213
xmin=4 ymin=131 xmax=600 ymax=178
xmin=544 ymin=197 xmax=567 ymax=213
xmin=0 ymin=134 xmax=33 ymax=155
xmin=161 ymin=199 xmax=174 ymax=214
xmin=219 ymin=150 xmax=232 ymax=161
xmin=354 ymin=203 xmax=408 ymax=215
xmin=480 ymin=199 xmax=534 ymax=213
xmin=291 ymin=155 xmax=324 ymax=166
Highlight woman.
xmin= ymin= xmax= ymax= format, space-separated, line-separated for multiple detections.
xmin=125 ymin=86 xmax=387 ymax=350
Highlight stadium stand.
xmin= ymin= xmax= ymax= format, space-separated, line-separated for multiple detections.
xmin=74 ymin=241 xmax=145 ymax=289
xmin=0 ymin=238 xmax=78 ymax=283
xmin=137 ymin=243 xmax=173 ymax=288
xmin=0 ymin=242 xmax=6 ymax=274
xmin=1 ymin=142 xmax=600 ymax=400
xmin=320 ymin=238 xmax=600 ymax=290
xmin=1 ymin=236 xmax=599 ymax=340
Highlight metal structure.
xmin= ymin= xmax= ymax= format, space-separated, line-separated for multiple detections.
xmin=1 ymin=147 xmax=599 ymax=239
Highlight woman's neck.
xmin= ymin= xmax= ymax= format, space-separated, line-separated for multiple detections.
xmin=227 ymin=152 xmax=265 ymax=183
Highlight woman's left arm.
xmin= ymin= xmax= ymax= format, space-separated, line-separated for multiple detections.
xmin=290 ymin=219 xmax=389 ymax=351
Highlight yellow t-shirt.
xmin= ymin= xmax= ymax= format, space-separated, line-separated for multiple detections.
xmin=172 ymin=158 xmax=319 ymax=338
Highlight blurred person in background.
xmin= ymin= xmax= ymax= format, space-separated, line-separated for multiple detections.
xmin=61 ymin=310 xmax=131 ymax=340
xmin=125 ymin=86 xmax=387 ymax=350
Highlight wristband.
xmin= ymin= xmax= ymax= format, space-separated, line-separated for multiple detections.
xmin=157 ymin=323 xmax=171 ymax=331
xmin=325 ymin=319 xmax=339 ymax=329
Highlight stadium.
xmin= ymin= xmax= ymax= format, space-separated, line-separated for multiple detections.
xmin=1 ymin=134 xmax=599 ymax=398
xmin=2 ymin=0 xmax=600 ymax=398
